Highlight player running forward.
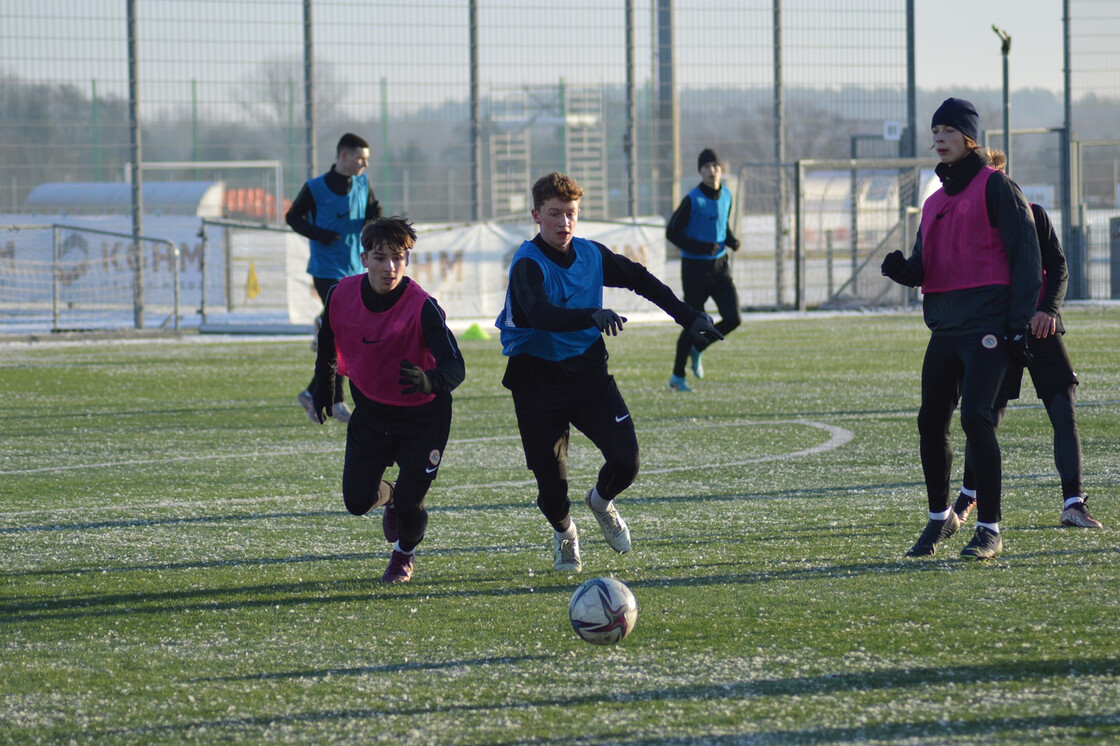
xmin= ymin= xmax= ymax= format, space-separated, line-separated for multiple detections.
xmin=311 ymin=216 xmax=465 ymax=583
xmin=496 ymin=172 xmax=722 ymax=573
xmin=953 ymin=187 xmax=1101 ymax=529
xmin=666 ymin=148 xmax=742 ymax=392
xmin=881 ymin=97 xmax=1041 ymax=561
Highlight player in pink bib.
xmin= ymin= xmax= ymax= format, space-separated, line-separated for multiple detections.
xmin=310 ymin=216 xmax=465 ymax=583
xmin=882 ymin=98 xmax=1042 ymax=561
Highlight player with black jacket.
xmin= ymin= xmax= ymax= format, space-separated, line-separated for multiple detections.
xmin=288 ymin=133 xmax=383 ymax=424
xmin=882 ymin=98 xmax=1042 ymax=560
xmin=953 ymin=191 xmax=1101 ymax=529
xmin=311 ymin=217 xmax=464 ymax=583
xmin=665 ymin=148 xmax=742 ymax=392
xmin=496 ymin=172 xmax=721 ymax=573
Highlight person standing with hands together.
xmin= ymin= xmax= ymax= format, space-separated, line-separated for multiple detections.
xmin=311 ymin=216 xmax=464 ymax=583
xmin=882 ymin=98 xmax=1041 ymax=560
xmin=496 ymin=172 xmax=722 ymax=573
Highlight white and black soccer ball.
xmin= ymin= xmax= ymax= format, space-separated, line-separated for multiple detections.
xmin=568 ymin=576 xmax=638 ymax=645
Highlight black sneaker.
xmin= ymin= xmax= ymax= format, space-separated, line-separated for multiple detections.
xmin=952 ymin=492 xmax=976 ymax=522
xmin=905 ymin=511 xmax=962 ymax=557
xmin=960 ymin=526 xmax=1002 ymax=560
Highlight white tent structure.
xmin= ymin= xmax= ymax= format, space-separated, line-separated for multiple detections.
xmin=24 ymin=182 xmax=225 ymax=218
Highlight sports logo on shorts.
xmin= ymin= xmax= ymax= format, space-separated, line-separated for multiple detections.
xmin=981 ymin=334 xmax=999 ymax=349
xmin=429 ymin=449 xmax=442 ymax=466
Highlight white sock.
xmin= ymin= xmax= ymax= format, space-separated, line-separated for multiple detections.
xmin=960 ymin=486 xmax=976 ymax=498
xmin=977 ymin=521 xmax=1000 ymax=534
xmin=556 ymin=522 xmax=577 ymax=540
xmin=1064 ymin=496 xmax=1085 ymax=509
xmin=929 ymin=508 xmax=952 ymax=521
xmin=393 ymin=541 xmax=415 ymax=555
xmin=589 ymin=486 xmax=612 ymax=512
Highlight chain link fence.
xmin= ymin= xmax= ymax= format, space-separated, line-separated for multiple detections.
xmin=1 ymin=1 xmax=1117 ymax=333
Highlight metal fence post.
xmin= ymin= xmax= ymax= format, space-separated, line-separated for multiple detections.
xmin=1110 ymin=217 xmax=1120 ymax=299
xmin=52 ymin=225 xmax=60 ymax=331
xmin=198 ymin=221 xmax=208 ymax=323
xmin=794 ymin=160 xmax=804 ymax=311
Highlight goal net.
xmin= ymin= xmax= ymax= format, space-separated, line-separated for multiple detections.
xmin=0 ymin=223 xmax=182 ymax=334
xmin=793 ymin=157 xmax=932 ymax=310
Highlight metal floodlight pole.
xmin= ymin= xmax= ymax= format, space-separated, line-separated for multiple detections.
xmin=993 ymin=25 xmax=1012 ymax=177
xmin=126 ymin=0 xmax=144 ymax=329
xmin=469 ymin=0 xmax=480 ymax=221
xmin=624 ymin=0 xmax=637 ymax=218
xmin=773 ymin=0 xmax=786 ymax=308
xmin=906 ymin=0 xmax=917 ymax=161
xmin=1060 ymin=0 xmax=1085 ymax=299
xmin=303 ymin=0 xmax=316 ymax=181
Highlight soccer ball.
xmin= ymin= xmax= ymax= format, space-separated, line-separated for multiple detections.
xmin=568 ymin=576 xmax=638 ymax=645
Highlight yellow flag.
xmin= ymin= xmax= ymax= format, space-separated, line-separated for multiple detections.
xmin=245 ymin=261 xmax=261 ymax=300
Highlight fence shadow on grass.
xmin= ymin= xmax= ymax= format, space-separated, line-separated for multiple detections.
xmin=6 ymin=544 xmax=1117 ymax=626
xmin=97 ymin=658 xmax=1120 ymax=742
xmin=199 ymin=654 xmax=551 ymax=683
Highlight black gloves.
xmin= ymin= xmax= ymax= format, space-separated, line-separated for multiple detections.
xmin=1009 ymin=330 xmax=1034 ymax=367
xmin=311 ymin=379 xmax=334 ymax=424
xmin=687 ymin=313 xmax=724 ymax=345
xmin=399 ymin=359 xmax=433 ymax=395
xmin=591 ymin=309 xmax=627 ymax=336
xmin=725 ymin=236 xmax=741 ymax=251
xmin=880 ymin=250 xmax=907 ymax=280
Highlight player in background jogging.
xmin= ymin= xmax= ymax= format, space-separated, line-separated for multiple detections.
xmin=311 ymin=216 xmax=464 ymax=583
xmin=665 ymin=148 xmax=742 ymax=392
xmin=881 ymin=97 xmax=1042 ymax=560
xmin=287 ymin=133 xmax=382 ymax=425
xmin=953 ymin=151 xmax=1101 ymax=529
xmin=496 ymin=172 xmax=722 ymax=573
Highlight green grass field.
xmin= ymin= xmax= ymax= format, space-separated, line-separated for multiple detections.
xmin=2 ymin=307 xmax=1119 ymax=744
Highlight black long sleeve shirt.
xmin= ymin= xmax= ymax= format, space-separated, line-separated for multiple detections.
xmin=501 ymin=234 xmax=700 ymax=393
xmin=285 ymin=165 xmax=382 ymax=245
xmin=892 ymin=151 xmax=1042 ymax=335
xmin=1031 ymin=204 xmax=1068 ymax=334
xmin=315 ymin=276 xmax=464 ymax=421
xmin=665 ymin=183 xmax=741 ymax=256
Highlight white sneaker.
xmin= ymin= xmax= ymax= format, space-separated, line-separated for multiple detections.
xmin=586 ymin=490 xmax=631 ymax=553
xmin=333 ymin=401 xmax=352 ymax=424
xmin=553 ymin=523 xmax=582 ymax=572
xmin=296 ymin=389 xmax=318 ymax=423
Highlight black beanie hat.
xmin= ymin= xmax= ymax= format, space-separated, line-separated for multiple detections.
xmin=698 ymin=148 xmax=720 ymax=170
xmin=931 ymin=98 xmax=980 ymax=142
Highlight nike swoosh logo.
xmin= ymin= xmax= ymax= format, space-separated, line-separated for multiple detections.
xmin=336 ymin=211 xmax=350 ymax=218
xmin=935 ymin=211 xmax=948 ymax=219
xmin=560 ymin=293 xmax=575 ymax=303
xmin=362 ymin=337 xmax=380 ymax=344
xmin=425 ymin=465 xmax=438 ymax=474
xmin=615 ymin=414 xmax=631 ymax=423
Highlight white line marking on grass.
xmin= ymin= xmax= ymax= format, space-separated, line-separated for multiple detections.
xmin=446 ymin=419 xmax=854 ymax=488
xmin=639 ymin=419 xmax=853 ymax=476
xmin=0 ymin=419 xmax=851 ymax=516
xmin=0 ymin=446 xmax=342 ymax=475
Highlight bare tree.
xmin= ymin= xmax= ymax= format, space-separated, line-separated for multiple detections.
xmin=232 ymin=54 xmax=347 ymax=127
